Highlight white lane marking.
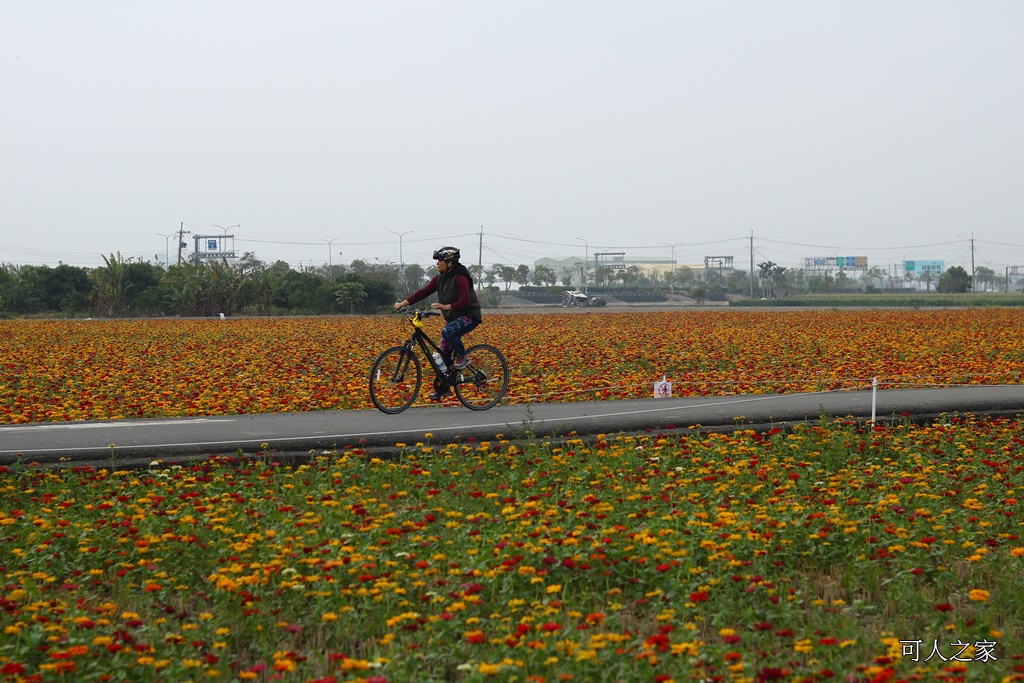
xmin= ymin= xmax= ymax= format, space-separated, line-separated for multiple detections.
xmin=1 ymin=392 xmax=854 ymax=455
xmin=0 ymin=418 xmax=235 ymax=433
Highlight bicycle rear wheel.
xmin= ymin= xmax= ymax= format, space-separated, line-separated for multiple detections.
xmin=454 ymin=344 xmax=509 ymax=410
xmin=369 ymin=347 xmax=422 ymax=414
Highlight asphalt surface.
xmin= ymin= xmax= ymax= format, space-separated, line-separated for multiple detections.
xmin=2 ymin=385 xmax=1022 ymax=468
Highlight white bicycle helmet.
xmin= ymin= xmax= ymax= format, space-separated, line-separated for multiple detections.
xmin=432 ymin=246 xmax=461 ymax=261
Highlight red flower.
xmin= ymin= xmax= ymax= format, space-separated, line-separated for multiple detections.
xmin=1 ymin=663 xmax=25 ymax=676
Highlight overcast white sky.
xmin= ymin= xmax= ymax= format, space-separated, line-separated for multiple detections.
xmin=3 ymin=1 xmax=1022 ymax=275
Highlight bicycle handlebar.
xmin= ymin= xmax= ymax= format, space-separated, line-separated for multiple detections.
xmin=395 ymin=307 xmax=442 ymax=318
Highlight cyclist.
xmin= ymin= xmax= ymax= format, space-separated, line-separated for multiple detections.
xmin=394 ymin=246 xmax=482 ymax=399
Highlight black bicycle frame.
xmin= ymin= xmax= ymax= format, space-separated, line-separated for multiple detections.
xmin=405 ymin=318 xmax=457 ymax=390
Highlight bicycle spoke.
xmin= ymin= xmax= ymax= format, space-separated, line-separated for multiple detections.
xmin=454 ymin=344 xmax=509 ymax=410
xmin=369 ymin=347 xmax=421 ymax=414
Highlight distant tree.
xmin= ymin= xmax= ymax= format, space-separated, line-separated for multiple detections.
xmin=626 ymin=265 xmax=643 ymax=287
xmin=769 ymin=265 xmax=789 ymax=299
xmin=352 ymin=276 xmax=395 ymax=312
xmin=514 ymin=264 xmax=531 ymax=287
xmin=974 ymin=266 xmax=995 ymax=292
xmin=937 ymin=266 xmax=972 ymax=293
xmin=122 ymin=261 xmax=165 ymax=314
xmin=404 ymin=263 xmax=426 ymax=291
xmin=95 ymin=252 xmax=132 ymax=316
xmin=334 ymin=281 xmax=366 ymax=314
xmin=835 ymin=270 xmax=850 ymax=293
xmin=865 ymin=266 xmax=887 ymax=290
xmin=348 ymin=259 xmax=371 ymax=277
xmin=807 ymin=275 xmax=827 ymax=294
xmin=240 ymin=258 xmax=290 ymax=315
xmin=532 ymin=265 xmax=557 ymax=287
xmin=691 ymin=283 xmax=708 ymax=305
xmin=490 ymin=265 xmax=517 ymax=291
xmin=280 ymin=269 xmax=325 ymax=312
xmin=757 ymin=261 xmax=776 ymax=298
xmin=676 ymin=266 xmax=695 ymax=288
xmin=45 ymin=263 xmax=94 ymax=313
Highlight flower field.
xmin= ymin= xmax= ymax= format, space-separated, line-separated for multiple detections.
xmin=2 ymin=309 xmax=1023 ymax=425
xmin=1 ymin=416 xmax=1023 ymax=681
xmin=2 ymin=309 xmax=1023 ymax=681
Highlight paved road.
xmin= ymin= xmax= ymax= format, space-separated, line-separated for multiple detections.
xmin=2 ymin=385 xmax=1022 ymax=467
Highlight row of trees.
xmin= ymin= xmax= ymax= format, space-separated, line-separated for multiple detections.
xmin=1 ymin=251 xmax=1007 ymax=317
xmin=755 ymin=261 xmax=987 ymax=298
xmin=0 ymin=254 xmax=434 ymax=317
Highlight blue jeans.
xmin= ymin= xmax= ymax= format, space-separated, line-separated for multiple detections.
xmin=439 ymin=316 xmax=480 ymax=358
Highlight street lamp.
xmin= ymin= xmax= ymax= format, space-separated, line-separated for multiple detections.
xmin=319 ymin=237 xmax=344 ymax=279
xmin=156 ymin=232 xmax=175 ymax=268
xmin=896 ymin=251 xmax=913 ymax=288
xmin=389 ymin=230 xmax=413 ymax=273
xmin=575 ymin=237 xmax=589 ymax=295
xmin=663 ymin=242 xmax=683 ymax=293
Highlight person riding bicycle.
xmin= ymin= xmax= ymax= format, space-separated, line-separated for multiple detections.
xmin=394 ymin=246 xmax=482 ymax=399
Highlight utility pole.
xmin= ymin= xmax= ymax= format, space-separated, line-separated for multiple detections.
xmin=971 ymin=233 xmax=976 ymax=293
xmin=749 ymin=231 xmax=755 ymax=299
xmin=477 ymin=226 xmax=484 ymax=291
xmin=176 ymin=222 xmax=191 ymax=266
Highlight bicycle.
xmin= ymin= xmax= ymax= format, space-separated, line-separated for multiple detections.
xmin=369 ymin=309 xmax=510 ymax=414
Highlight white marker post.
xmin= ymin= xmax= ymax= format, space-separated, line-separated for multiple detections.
xmin=871 ymin=377 xmax=878 ymax=424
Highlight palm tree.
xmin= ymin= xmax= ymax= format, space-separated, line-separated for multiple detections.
xmin=757 ymin=261 xmax=776 ymax=298
xmin=96 ymin=252 xmax=130 ymax=317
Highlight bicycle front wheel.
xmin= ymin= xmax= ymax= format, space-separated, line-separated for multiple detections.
xmin=454 ymin=344 xmax=509 ymax=411
xmin=369 ymin=347 xmax=422 ymax=414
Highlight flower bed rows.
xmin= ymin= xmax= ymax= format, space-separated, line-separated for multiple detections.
xmin=2 ymin=309 xmax=1023 ymax=425
xmin=1 ymin=416 xmax=1023 ymax=681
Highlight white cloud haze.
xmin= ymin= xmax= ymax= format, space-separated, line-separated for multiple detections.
xmin=3 ymin=1 xmax=1022 ymax=275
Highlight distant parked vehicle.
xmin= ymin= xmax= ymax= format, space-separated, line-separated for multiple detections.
xmin=562 ymin=290 xmax=588 ymax=307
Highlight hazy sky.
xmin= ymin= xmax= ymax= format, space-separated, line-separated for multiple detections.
xmin=3 ymin=1 xmax=1022 ymax=275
